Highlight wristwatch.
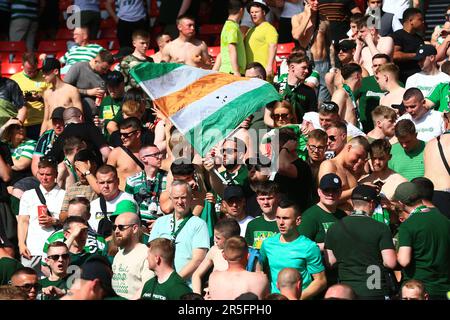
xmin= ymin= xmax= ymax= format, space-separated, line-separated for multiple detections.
xmin=83 ymin=170 xmax=91 ymax=177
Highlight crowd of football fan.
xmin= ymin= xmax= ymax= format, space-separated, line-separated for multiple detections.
xmin=0 ymin=0 xmax=449 ymax=301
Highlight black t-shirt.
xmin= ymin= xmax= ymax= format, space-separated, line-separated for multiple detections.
xmin=390 ymin=29 xmax=424 ymax=83
xmin=0 ymin=142 xmax=13 ymax=202
xmin=48 ymin=122 xmax=109 ymax=165
xmin=283 ymin=83 xmax=318 ymax=123
xmin=158 ymin=0 xmax=199 ymax=25
xmin=319 ymin=0 xmax=358 ymax=42
xmin=274 ymin=158 xmax=314 ymax=213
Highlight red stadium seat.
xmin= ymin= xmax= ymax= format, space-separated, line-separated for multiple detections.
xmin=199 ymin=24 xmax=223 ymax=35
xmin=146 ymin=49 xmax=155 ymax=56
xmin=208 ymin=46 xmax=220 ymax=58
xmin=106 ymin=39 xmax=119 ymax=50
xmin=149 ymin=0 xmax=159 ymax=18
xmin=99 ymin=28 xmax=117 ymax=39
xmin=0 ymin=41 xmax=26 ymax=52
xmin=1 ymin=62 xmax=22 ymax=77
xmin=56 ymin=28 xmax=73 ymax=40
xmin=277 ymin=42 xmax=295 ymax=57
xmin=37 ymin=40 xmax=68 ymax=53
xmin=100 ymin=18 xmax=116 ymax=29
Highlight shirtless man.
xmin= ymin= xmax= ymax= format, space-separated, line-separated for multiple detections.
xmin=160 ymin=15 xmax=211 ymax=69
xmin=318 ymin=136 xmax=370 ymax=213
xmin=41 ymin=58 xmax=82 ymax=135
xmin=424 ymin=117 xmax=450 ymax=218
xmin=208 ymin=236 xmax=269 ymax=300
xmin=291 ymin=0 xmax=331 ymax=102
xmin=354 ymin=15 xmax=394 ymax=75
xmin=359 ymin=139 xmax=407 ymax=200
xmin=332 ymin=63 xmax=363 ymax=128
xmin=150 ymin=33 xmax=172 ymax=63
xmin=376 ymin=63 xmax=406 ymax=108
xmin=107 ymin=117 xmax=143 ymax=190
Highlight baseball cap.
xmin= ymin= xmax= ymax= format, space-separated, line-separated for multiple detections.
xmin=41 ymin=57 xmax=61 ymax=73
xmin=105 ymin=70 xmax=124 ymax=87
xmin=50 ymin=107 xmax=65 ymax=120
xmin=247 ymin=0 xmax=270 ymax=14
xmin=393 ymin=182 xmax=422 ymax=205
xmin=80 ymin=255 xmax=114 ymax=297
xmin=319 ymin=173 xmax=342 ymax=190
xmin=351 ymin=184 xmax=379 ymax=202
xmin=223 ymin=185 xmax=245 ymax=201
xmin=414 ymin=44 xmax=437 ymax=61
xmin=110 ymin=200 xmax=138 ymax=217
xmin=337 ymin=39 xmax=356 ymax=52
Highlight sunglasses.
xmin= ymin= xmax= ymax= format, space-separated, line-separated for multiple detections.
xmin=319 ymin=102 xmax=338 ymax=112
xmin=272 ymin=113 xmax=290 ymax=120
xmin=113 ymin=224 xmax=135 ymax=231
xmin=307 ymin=144 xmax=326 ymax=152
xmin=48 ymin=253 xmax=70 ymax=261
xmin=328 ymin=135 xmax=337 ymax=142
xmin=120 ymin=130 xmax=139 ymax=138
xmin=16 ymin=283 xmax=41 ymax=292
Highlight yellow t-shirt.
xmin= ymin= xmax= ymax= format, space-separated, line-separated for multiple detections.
xmin=10 ymin=71 xmax=50 ymax=126
xmin=244 ymin=21 xmax=278 ymax=69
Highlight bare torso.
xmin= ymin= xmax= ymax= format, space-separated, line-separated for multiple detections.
xmin=107 ymin=147 xmax=143 ymax=190
xmin=359 ymin=171 xmax=408 ymax=200
xmin=293 ymin=13 xmax=329 ymax=61
xmin=43 ymin=83 xmax=81 ymax=132
xmin=361 ymin=37 xmax=394 ymax=75
xmin=208 ymin=270 xmax=268 ymax=300
xmin=424 ymin=133 xmax=450 ymax=191
xmin=380 ymin=87 xmax=406 ymax=108
xmin=164 ymin=38 xmax=209 ymax=68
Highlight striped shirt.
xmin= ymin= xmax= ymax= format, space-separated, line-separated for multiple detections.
xmin=60 ymin=43 xmax=104 ymax=66
xmin=0 ymin=0 xmax=10 ymax=12
xmin=10 ymin=0 xmax=39 ymax=20
xmin=33 ymin=129 xmax=56 ymax=156
xmin=11 ymin=139 xmax=36 ymax=160
xmin=125 ymin=170 xmax=167 ymax=220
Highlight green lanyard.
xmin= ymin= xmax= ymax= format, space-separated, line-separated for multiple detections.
xmin=64 ymin=157 xmax=79 ymax=183
xmin=171 ymin=212 xmax=193 ymax=242
xmin=409 ymin=205 xmax=429 ymax=217
xmin=342 ymin=83 xmax=363 ymax=130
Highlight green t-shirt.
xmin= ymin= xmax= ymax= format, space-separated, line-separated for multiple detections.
xmin=355 ymin=76 xmax=386 ymax=133
xmin=427 ymin=82 xmax=449 ymax=112
xmin=39 ymin=276 xmax=68 ymax=300
xmin=325 ymin=213 xmax=395 ymax=297
xmin=397 ymin=207 xmax=450 ymax=296
xmin=219 ymin=20 xmax=246 ymax=75
xmin=388 ymin=141 xmax=425 ymax=181
xmin=297 ymin=204 xmax=347 ymax=244
xmin=0 ymin=257 xmax=23 ymax=285
xmin=244 ymin=216 xmax=278 ymax=249
xmin=140 ymin=271 xmax=192 ymax=300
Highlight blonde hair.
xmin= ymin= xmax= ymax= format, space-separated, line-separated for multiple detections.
xmin=377 ymin=63 xmax=399 ymax=80
xmin=272 ymin=100 xmax=298 ymax=125
xmin=122 ymin=100 xmax=145 ymax=117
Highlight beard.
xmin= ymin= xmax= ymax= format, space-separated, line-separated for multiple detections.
xmin=113 ymin=233 xmax=132 ymax=249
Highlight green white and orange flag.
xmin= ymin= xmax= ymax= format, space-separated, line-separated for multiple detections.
xmin=130 ymin=62 xmax=280 ymax=157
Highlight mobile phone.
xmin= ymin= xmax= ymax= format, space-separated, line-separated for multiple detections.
xmin=391 ymin=104 xmax=405 ymax=115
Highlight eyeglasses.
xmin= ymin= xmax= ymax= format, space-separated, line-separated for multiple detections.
xmin=339 ymin=48 xmax=353 ymax=53
xmin=120 ymin=130 xmax=138 ymax=138
xmin=143 ymin=152 xmax=164 ymax=159
xmin=328 ymin=135 xmax=337 ymax=142
xmin=307 ymin=144 xmax=326 ymax=152
xmin=15 ymin=283 xmax=41 ymax=292
xmin=272 ymin=113 xmax=290 ymax=120
xmin=222 ymin=148 xmax=237 ymax=154
xmin=319 ymin=102 xmax=338 ymax=112
xmin=113 ymin=224 xmax=135 ymax=231
xmin=48 ymin=253 xmax=70 ymax=261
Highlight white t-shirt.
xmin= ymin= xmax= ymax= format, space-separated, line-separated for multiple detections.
xmin=238 ymin=216 xmax=254 ymax=237
xmin=382 ymin=0 xmax=409 ymax=32
xmin=405 ymin=72 xmax=450 ymax=98
xmin=280 ymin=2 xmax=303 ymax=18
xmin=112 ymin=243 xmax=155 ymax=299
xmin=89 ymin=191 xmax=135 ymax=232
xmin=303 ymin=112 xmax=366 ymax=139
xmin=19 ymin=185 xmax=65 ymax=256
xmin=398 ymin=110 xmax=445 ymax=142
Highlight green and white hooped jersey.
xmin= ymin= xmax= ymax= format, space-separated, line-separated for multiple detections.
xmin=125 ymin=170 xmax=167 ymax=220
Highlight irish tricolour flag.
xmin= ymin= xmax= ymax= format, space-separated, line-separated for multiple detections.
xmin=130 ymin=62 xmax=280 ymax=157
